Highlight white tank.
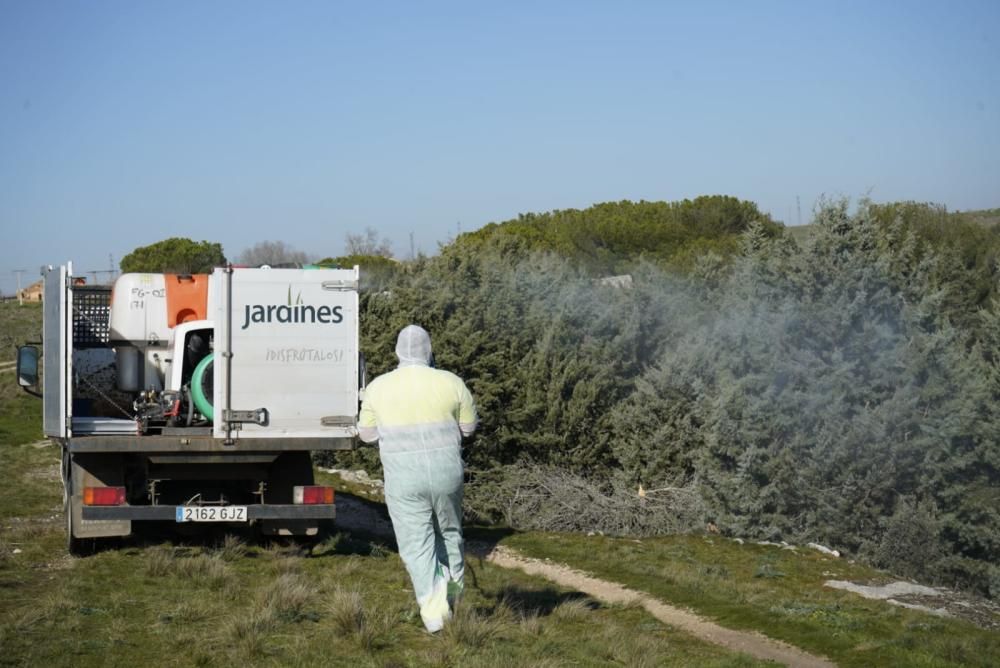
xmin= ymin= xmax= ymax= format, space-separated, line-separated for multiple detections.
xmin=109 ymin=274 xmax=169 ymax=345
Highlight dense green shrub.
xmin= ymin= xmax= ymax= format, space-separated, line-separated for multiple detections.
xmin=868 ymin=496 xmax=947 ymax=581
xmin=325 ymin=196 xmax=1000 ymax=597
xmin=120 ymin=238 xmax=226 ymax=274
xmin=609 ymin=201 xmax=998 ymax=593
xmin=457 ymin=196 xmax=779 ymax=274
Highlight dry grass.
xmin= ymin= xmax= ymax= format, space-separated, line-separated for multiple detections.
xmin=158 ymin=598 xmax=215 ymax=625
xmin=270 ymin=555 xmax=304 ymax=576
xmin=325 ymin=586 xmax=393 ymax=651
xmin=327 ymin=587 xmax=366 ymax=635
xmin=220 ymin=572 xmax=317 ymax=660
xmin=313 ymin=532 xmax=343 ymax=556
xmin=466 ymin=464 xmax=704 ymax=536
xmin=261 ymin=540 xmax=309 ymax=560
xmin=259 ymin=573 xmax=316 ymax=623
xmin=442 ymin=602 xmax=504 ymax=649
xmin=368 ymin=541 xmax=390 ymax=558
xmin=174 ymin=553 xmax=230 ymax=586
xmin=12 ymin=592 xmax=75 ymax=631
xmin=336 ymin=554 xmax=364 ymax=579
xmin=517 ymin=610 xmax=544 ymax=636
xmin=603 ymin=633 xmax=665 ymax=668
xmin=551 ymin=597 xmax=595 ymax=621
xmin=214 ymin=533 xmax=248 ymax=561
xmin=143 ymin=545 xmax=231 ymax=588
xmin=224 ymin=607 xmax=275 ymax=660
xmin=144 ymin=545 xmax=174 ymax=576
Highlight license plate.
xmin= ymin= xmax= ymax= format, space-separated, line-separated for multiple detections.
xmin=175 ymin=506 xmax=248 ymax=523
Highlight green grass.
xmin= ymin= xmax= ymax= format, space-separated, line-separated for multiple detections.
xmin=0 ymin=391 xmax=45 ymax=446
xmin=505 ymin=532 xmax=1000 ymax=668
xmin=2 ymin=476 xmax=767 ymax=664
xmin=0 ymin=299 xmax=55 ymax=521
xmin=0 ymin=301 xmax=43 ymax=353
xmin=0 ymin=391 xmax=56 ymax=520
xmin=0 ymin=525 xmax=768 ymax=667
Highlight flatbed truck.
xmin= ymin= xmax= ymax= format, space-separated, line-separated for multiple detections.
xmin=16 ymin=263 xmax=361 ymax=554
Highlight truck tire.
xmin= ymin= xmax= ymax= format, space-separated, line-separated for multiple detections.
xmin=191 ymin=353 xmax=214 ymax=421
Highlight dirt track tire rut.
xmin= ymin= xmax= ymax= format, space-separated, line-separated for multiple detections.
xmin=479 ymin=544 xmax=836 ymax=668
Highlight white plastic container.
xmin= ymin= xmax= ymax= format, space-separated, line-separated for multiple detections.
xmin=109 ymin=274 xmax=169 ymax=345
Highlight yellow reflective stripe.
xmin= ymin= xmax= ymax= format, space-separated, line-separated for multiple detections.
xmin=360 ymin=366 xmax=477 ymax=428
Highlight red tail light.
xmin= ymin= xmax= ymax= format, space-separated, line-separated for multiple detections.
xmin=293 ymin=486 xmax=334 ymax=505
xmin=83 ymin=486 xmax=126 ymax=506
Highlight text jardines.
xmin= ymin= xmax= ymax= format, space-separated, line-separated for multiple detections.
xmin=241 ymin=303 xmax=344 ymax=329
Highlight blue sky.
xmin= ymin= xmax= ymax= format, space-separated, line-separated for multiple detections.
xmin=1 ymin=1 xmax=998 ymax=293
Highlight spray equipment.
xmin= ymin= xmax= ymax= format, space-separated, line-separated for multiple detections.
xmin=108 ymin=272 xmax=216 ymax=427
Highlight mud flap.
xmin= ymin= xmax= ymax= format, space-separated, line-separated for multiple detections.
xmin=69 ymin=453 xmax=131 ymax=539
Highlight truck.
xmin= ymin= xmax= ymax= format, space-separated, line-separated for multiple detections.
xmin=15 ymin=263 xmax=362 ymax=554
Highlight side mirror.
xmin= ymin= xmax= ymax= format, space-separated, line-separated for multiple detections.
xmin=16 ymin=345 xmax=39 ymax=389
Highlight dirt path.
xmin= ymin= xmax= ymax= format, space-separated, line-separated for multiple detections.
xmin=483 ymin=543 xmax=835 ymax=668
xmin=334 ymin=494 xmax=836 ymax=667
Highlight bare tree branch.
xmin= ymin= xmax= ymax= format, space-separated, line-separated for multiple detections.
xmin=344 ymin=227 xmax=394 ymax=258
xmin=237 ymin=240 xmax=313 ymax=267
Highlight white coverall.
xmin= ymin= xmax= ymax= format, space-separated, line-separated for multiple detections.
xmin=358 ymin=325 xmax=477 ymax=632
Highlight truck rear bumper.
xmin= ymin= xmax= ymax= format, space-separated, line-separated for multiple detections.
xmin=82 ymin=504 xmax=335 ymax=521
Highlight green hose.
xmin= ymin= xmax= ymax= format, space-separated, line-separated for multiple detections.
xmin=190 ymin=353 xmax=214 ymax=422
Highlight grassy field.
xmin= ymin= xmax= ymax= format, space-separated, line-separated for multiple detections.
xmin=2 ymin=300 xmax=998 ymax=667
xmin=0 ymin=441 xmax=763 ymax=667
xmin=506 ymin=533 xmax=1000 ymax=668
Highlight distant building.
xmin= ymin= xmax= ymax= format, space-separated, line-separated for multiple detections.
xmin=20 ymin=280 xmax=43 ymax=302
xmin=14 ymin=276 xmax=89 ymax=302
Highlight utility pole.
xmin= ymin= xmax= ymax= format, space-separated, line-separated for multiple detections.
xmin=12 ymin=269 xmax=25 ymax=306
xmin=409 ymin=231 xmax=415 ymax=261
xmin=796 ymin=195 xmax=802 ymax=227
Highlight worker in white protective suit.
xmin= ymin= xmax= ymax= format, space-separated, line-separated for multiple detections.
xmin=357 ymin=325 xmax=478 ymax=633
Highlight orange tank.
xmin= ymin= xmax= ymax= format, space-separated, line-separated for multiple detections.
xmin=164 ymin=274 xmax=209 ymax=327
